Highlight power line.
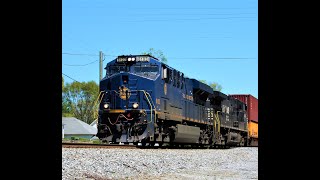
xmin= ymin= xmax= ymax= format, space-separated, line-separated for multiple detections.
xmin=62 ymin=73 xmax=80 ymax=83
xmin=62 ymin=52 xmax=117 ymax=57
xmin=62 ymin=52 xmax=116 ymax=66
xmin=169 ymin=57 xmax=255 ymax=60
xmin=62 ymin=52 xmax=254 ymax=60
xmin=108 ymin=13 xmax=257 ymax=17
xmin=63 ymin=60 xmax=99 ymax=66
xmin=103 ymin=54 xmax=118 ymax=57
xmin=111 ymin=13 xmax=257 ymax=17
xmin=62 ymin=52 xmax=99 ymax=57
xmin=122 ymin=16 xmax=256 ymax=23
xmin=131 ymin=7 xmax=256 ymax=10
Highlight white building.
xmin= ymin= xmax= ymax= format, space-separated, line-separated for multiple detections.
xmin=90 ymin=119 xmax=98 ymax=127
xmin=62 ymin=117 xmax=97 ymax=139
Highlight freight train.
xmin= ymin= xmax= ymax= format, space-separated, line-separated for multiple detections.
xmin=96 ymin=54 xmax=258 ymax=147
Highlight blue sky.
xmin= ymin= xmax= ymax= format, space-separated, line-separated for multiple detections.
xmin=62 ymin=0 xmax=258 ymax=98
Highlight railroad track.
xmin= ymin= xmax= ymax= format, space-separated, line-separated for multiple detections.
xmin=62 ymin=142 xmax=235 ymax=149
xmin=62 ymin=142 xmax=137 ymax=149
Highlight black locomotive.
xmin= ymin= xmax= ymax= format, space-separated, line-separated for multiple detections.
xmin=96 ymin=55 xmax=250 ymax=147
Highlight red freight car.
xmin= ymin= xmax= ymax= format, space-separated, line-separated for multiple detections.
xmin=229 ymin=94 xmax=258 ymax=122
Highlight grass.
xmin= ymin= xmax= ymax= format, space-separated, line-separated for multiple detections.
xmin=62 ymin=137 xmax=102 ymax=144
xmin=92 ymin=140 xmax=103 ymax=144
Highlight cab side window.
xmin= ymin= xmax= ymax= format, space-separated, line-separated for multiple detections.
xmin=162 ymin=65 xmax=172 ymax=84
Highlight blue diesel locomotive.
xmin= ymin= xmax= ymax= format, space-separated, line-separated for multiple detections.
xmin=96 ymin=55 xmax=249 ymax=147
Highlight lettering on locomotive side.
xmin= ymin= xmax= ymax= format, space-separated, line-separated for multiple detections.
xmin=117 ymin=57 xmax=127 ymax=62
xmin=136 ymin=56 xmax=150 ymax=62
xmin=182 ymin=93 xmax=193 ymax=101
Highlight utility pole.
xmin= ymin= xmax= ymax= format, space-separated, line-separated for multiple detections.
xmin=99 ymin=51 xmax=103 ymax=81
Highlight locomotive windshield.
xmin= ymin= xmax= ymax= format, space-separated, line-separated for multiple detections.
xmin=133 ymin=65 xmax=158 ymax=77
xmin=106 ymin=63 xmax=159 ymax=79
xmin=133 ymin=65 xmax=158 ymax=73
xmin=107 ymin=65 xmax=129 ymax=76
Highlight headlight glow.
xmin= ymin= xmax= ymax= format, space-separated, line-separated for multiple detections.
xmin=133 ymin=103 xmax=139 ymax=109
xmin=103 ymin=103 xmax=109 ymax=109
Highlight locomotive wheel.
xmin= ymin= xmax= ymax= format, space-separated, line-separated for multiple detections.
xmin=141 ymin=139 xmax=147 ymax=147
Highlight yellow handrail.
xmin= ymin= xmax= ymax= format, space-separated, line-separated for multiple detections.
xmin=213 ymin=111 xmax=216 ymax=132
xmin=213 ymin=111 xmax=221 ymax=134
xmin=141 ymin=90 xmax=155 ymax=124
xmin=94 ymin=91 xmax=105 ymax=120
xmin=145 ymin=91 xmax=157 ymax=123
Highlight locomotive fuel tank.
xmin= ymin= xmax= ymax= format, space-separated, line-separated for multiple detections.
xmin=173 ymin=124 xmax=201 ymax=143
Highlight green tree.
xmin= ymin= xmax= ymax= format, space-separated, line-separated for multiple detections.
xmin=209 ymin=82 xmax=222 ymax=92
xmin=62 ymin=100 xmax=73 ymax=117
xmin=199 ymin=79 xmax=222 ymax=92
xmin=62 ymin=81 xmax=99 ymax=124
xmin=199 ymin=80 xmax=207 ymax=84
xmin=142 ymin=48 xmax=168 ymax=64
xmin=62 ymin=76 xmax=71 ymax=117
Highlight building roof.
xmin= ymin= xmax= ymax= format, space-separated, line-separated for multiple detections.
xmin=62 ymin=117 xmax=97 ymax=135
xmin=90 ymin=119 xmax=98 ymax=126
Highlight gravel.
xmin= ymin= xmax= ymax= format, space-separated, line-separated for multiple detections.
xmin=62 ymin=147 xmax=258 ymax=180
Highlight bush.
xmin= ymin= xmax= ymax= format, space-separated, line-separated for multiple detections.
xmin=71 ymin=136 xmax=79 ymax=141
xmin=78 ymin=138 xmax=90 ymax=142
xmin=92 ymin=140 xmax=102 ymax=144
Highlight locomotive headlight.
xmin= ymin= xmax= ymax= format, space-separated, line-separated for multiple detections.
xmin=103 ymin=103 xmax=109 ymax=109
xmin=128 ymin=57 xmax=135 ymax=61
xmin=133 ymin=103 xmax=139 ymax=109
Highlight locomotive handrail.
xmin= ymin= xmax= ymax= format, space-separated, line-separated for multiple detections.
xmin=145 ymin=91 xmax=156 ymax=109
xmin=142 ymin=90 xmax=155 ymax=124
xmin=146 ymin=91 xmax=157 ymax=124
xmin=94 ymin=91 xmax=105 ymax=120
xmin=95 ymin=91 xmax=105 ymax=104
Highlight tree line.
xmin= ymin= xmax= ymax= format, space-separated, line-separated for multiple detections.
xmin=62 ymin=78 xmax=99 ymax=124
